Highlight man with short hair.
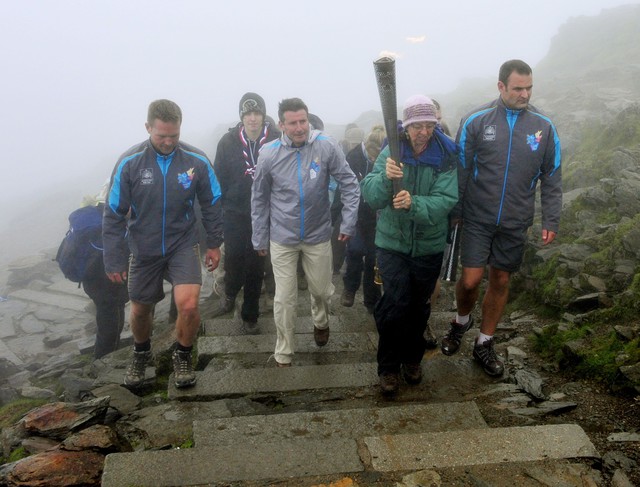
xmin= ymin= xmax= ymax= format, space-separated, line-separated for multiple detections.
xmin=442 ymin=59 xmax=562 ymax=376
xmin=251 ymin=97 xmax=360 ymax=367
xmin=103 ymin=99 xmax=223 ymax=389
xmin=212 ymin=93 xmax=280 ymax=333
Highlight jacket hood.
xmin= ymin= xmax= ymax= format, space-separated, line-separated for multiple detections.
xmin=280 ymin=128 xmax=322 ymax=148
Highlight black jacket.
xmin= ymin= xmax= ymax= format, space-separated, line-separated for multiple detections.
xmin=343 ymin=144 xmax=377 ymax=241
xmin=213 ymin=122 xmax=280 ymax=221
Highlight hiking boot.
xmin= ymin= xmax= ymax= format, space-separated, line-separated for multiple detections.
xmin=424 ymin=322 xmax=438 ymax=349
xmin=473 ymin=338 xmax=504 ymax=377
xmin=441 ymin=317 xmax=474 ymax=356
xmin=172 ymin=349 xmax=197 ymax=388
xmin=379 ymin=372 xmax=400 ymax=396
xmin=123 ymin=350 xmax=153 ymax=388
xmin=243 ymin=320 xmax=259 ymax=335
xmin=211 ymin=296 xmax=235 ymax=317
xmin=341 ymin=290 xmax=355 ymax=307
xmin=313 ymin=326 xmax=330 ymax=346
xmin=402 ymin=363 xmax=423 ymax=385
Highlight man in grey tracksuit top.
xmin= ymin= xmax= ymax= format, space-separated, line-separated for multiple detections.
xmin=251 ymin=97 xmax=359 ymax=366
xmin=442 ymin=60 xmax=562 ymax=377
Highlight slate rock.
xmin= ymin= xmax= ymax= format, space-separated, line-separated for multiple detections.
xmin=20 ymin=385 xmax=56 ymax=400
xmin=20 ymin=396 xmax=110 ymax=439
xmin=3 ymin=449 xmax=104 ymax=487
xmin=513 ymin=368 xmax=546 ymax=400
xmin=62 ymin=424 xmax=130 ymax=453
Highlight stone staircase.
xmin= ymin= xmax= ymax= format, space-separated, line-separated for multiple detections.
xmin=101 ymin=280 xmax=599 ymax=486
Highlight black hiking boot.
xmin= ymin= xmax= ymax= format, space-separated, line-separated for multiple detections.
xmin=472 ymin=338 xmax=504 ymax=377
xmin=441 ymin=317 xmax=474 ymax=356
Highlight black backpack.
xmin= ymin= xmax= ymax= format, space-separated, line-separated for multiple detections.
xmin=55 ymin=204 xmax=104 ymax=284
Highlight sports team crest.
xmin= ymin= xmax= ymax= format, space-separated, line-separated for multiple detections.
xmin=140 ymin=168 xmax=154 ymax=185
xmin=527 ymin=131 xmax=543 ymax=151
xmin=177 ymin=168 xmax=195 ymax=189
xmin=483 ymin=125 xmax=496 ymax=141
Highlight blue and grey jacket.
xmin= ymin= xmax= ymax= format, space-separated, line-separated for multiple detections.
xmin=251 ymin=129 xmax=360 ymax=250
xmin=455 ymin=97 xmax=562 ymax=231
xmin=103 ymin=138 xmax=223 ymax=273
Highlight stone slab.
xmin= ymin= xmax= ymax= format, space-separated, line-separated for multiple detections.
xmin=168 ymin=363 xmax=379 ymax=400
xmin=101 ymin=438 xmax=362 ymax=487
xmin=364 ymin=424 xmax=599 ymax=471
xmin=197 ymin=332 xmax=376 ymax=356
xmin=203 ymin=314 xmax=376 ymax=336
xmin=8 ymin=289 xmax=89 ymax=312
xmin=46 ymin=279 xmax=87 ymax=298
xmin=0 ymin=338 xmax=24 ymax=365
xmin=194 ymin=402 xmax=487 ymax=447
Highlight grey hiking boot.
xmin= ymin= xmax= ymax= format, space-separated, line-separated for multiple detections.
xmin=123 ymin=350 xmax=153 ymax=388
xmin=172 ymin=349 xmax=197 ymax=388
xmin=473 ymin=338 xmax=504 ymax=376
xmin=441 ymin=317 xmax=475 ymax=356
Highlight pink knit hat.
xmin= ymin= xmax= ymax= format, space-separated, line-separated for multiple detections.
xmin=402 ymin=95 xmax=438 ymax=129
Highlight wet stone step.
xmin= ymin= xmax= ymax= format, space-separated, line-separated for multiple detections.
xmin=168 ymin=363 xmax=379 ymax=400
xmin=364 ymin=423 xmax=599 ymax=471
xmin=202 ymin=314 xmax=376 ymax=336
xmin=197 ymin=331 xmax=377 ymax=357
xmin=102 ymin=437 xmax=363 ymax=487
xmin=193 ymin=401 xmax=488 ymax=447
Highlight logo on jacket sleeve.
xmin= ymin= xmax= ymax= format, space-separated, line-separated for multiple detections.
xmin=483 ymin=125 xmax=496 ymax=141
xmin=177 ymin=168 xmax=195 ymax=189
xmin=140 ymin=168 xmax=154 ymax=185
xmin=527 ymin=131 xmax=543 ymax=151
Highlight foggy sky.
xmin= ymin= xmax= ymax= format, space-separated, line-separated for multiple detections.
xmin=0 ymin=0 xmax=636 ymax=263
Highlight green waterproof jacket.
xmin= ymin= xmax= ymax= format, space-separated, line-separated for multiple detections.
xmin=360 ymin=142 xmax=458 ymax=257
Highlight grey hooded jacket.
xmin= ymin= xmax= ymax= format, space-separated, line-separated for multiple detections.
xmin=251 ymin=130 xmax=360 ymax=250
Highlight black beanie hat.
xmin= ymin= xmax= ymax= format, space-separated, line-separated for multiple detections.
xmin=239 ymin=92 xmax=266 ymax=120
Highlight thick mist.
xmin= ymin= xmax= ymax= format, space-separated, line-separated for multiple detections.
xmin=0 ymin=0 xmax=635 ymax=266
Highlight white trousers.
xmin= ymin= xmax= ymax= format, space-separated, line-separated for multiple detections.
xmin=270 ymin=240 xmax=334 ymax=364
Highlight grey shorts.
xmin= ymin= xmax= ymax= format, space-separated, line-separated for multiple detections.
xmin=460 ymin=220 xmax=529 ymax=273
xmin=128 ymin=244 xmax=202 ymax=304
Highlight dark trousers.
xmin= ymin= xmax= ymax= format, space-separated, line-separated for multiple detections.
xmin=83 ymin=274 xmax=129 ymax=359
xmin=331 ymin=214 xmax=346 ymax=273
xmin=224 ymin=217 xmax=265 ymax=323
xmin=343 ymin=231 xmax=380 ymax=309
xmin=374 ymin=248 xmax=442 ymax=375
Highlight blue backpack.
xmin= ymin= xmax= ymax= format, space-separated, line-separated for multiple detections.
xmin=55 ymin=204 xmax=104 ymax=284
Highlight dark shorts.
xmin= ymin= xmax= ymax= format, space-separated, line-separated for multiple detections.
xmin=460 ymin=220 xmax=529 ymax=273
xmin=128 ymin=244 xmax=202 ymax=304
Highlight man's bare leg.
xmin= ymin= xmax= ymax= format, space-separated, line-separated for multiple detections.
xmin=441 ymin=266 xmax=483 ymax=356
xmin=472 ymin=266 xmax=509 ymax=376
xmin=455 ymin=266 xmax=484 ymax=316
xmin=124 ymin=300 xmax=155 ymax=387
xmin=173 ymin=283 xmax=202 ymax=347
xmin=479 ymin=266 xmax=511 ymax=336
xmin=171 ymin=283 xmax=201 ymax=388
xmin=129 ymin=301 xmax=154 ymax=344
